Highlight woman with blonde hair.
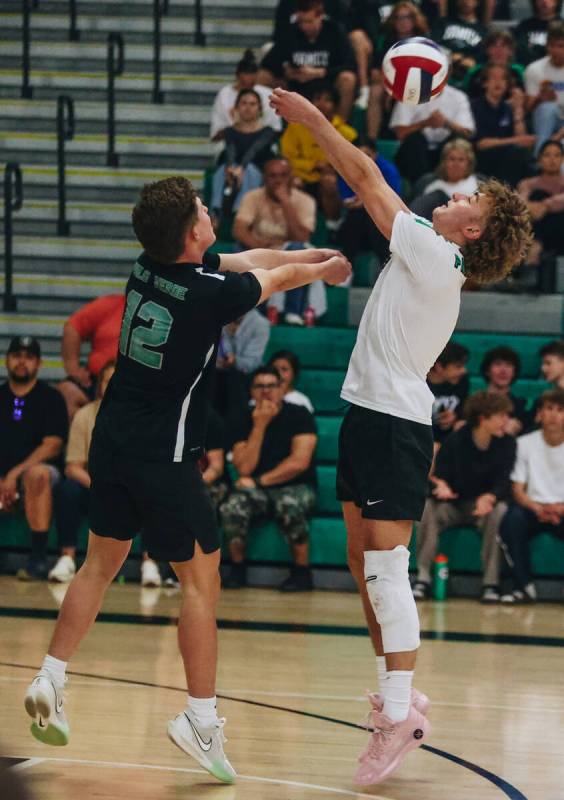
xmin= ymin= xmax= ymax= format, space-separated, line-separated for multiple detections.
xmin=410 ymin=138 xmax=479 ymax=218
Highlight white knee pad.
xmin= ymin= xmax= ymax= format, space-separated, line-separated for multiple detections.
xmin=364 ymin=545 xmax=420 ymax=653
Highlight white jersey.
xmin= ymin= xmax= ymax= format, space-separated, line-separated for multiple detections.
xmin=511 ymin=430 xmax=564 ymax=504
xmin=341 ymin=211 xmax=466 ymax=425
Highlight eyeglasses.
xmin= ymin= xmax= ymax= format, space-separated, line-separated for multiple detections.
xmin=252 ymin=383 xmax=279 ymax=390
xmin=12 ymin=397 xmax=25 ymax=421
xmin=396 ymin=12 xmax=415 ymax=19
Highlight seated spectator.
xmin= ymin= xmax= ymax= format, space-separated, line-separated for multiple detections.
xmin=540 ymin=339 xmax=564 ymax=389
xmin=471 ymin=64 xmax=535 ymax=187
xmin=518 ymin=141 xmax=564 ymax=264
xmin=220 ymin=366 xmax=317 ymax=591
xmin=214 ymin=309 xmax=271 ymax=419
xmin=409 ymin=137 xmax=479 ymax=220
xmin=346 ymin=0 xmax=392 ymax=109
xmin=259 ymin=0 xmax=357 ymax=121
xmin=0 ymin=337 xmax=68 ymax=581
xmin=515 ymin=0 xmax=560 ymax=66
xmin=50 ymin=360 xmax=116 ymax=584
xmin=209 ymin=49 xmax=282 ymax=143
xmin=499 ymin=388 xmax=564 ymax=603
xmin=336 ymin=136 xmax=401 ymax=263
xmin=272 ymin=0 xmax=348 ymax=45
xmin=281 ymin=82 xmax=357 ymax=221
xmin=390 ymin=73 xmax=475 ymax=182
xmin=524 ymin=21 xmax=564 ymax=156
xmin=59 ymin=294 xmax=124 ymax=419
xmin=413 ymin=391 xmax=516 ymax=603
xmin=463 ymin=28 xmax=525 ymax=99
xmin=210 ymin=89 xmax=279 ymax=224
xmin=267 ymin=349 xmax=314 ymax=411
xmin=431 ymin=0 xmax=488 ymax=85
xmin=233 ymin=157 xmax=321 ymax=323
xmin=480 ymin=346 xmax=529 ymax=435
xmin=427 ymin=341 xmax=470 ymax=447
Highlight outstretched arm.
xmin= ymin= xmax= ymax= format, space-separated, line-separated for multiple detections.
xmin=270 ymin=88 xmax=409 ymax=239
xmin=219 ymin=247 xmax=341 ymax=273
xmin=251 ymin=254 xmax=351 ymax=305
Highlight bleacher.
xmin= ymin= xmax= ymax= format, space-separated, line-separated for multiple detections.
xmin=0 ymin=0 xmax=563 ymax=593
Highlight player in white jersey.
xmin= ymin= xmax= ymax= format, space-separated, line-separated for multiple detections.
xmin=270 ymin=88 xmax=533 ymax=786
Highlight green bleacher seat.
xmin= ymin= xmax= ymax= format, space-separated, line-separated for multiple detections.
xmin=316 ymin=465 xmax=340 ymax=515
xmin=297 ymin=370 xmax=346 ymax=413
xmin=315 ymin=416 xmax=341 ymax=462
xmin=266 ymin=328 xmax=356 ymax=369
xmin=353 ymin=252 xmax=380 ymax=287
xmin=453 ymin=333 xmax=554 ymax=379
xmin=245 ymin=517 xmax=347 ymax=566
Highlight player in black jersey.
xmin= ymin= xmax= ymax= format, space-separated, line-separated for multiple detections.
xmin=24 ymin=177 xmax=350 ymax=782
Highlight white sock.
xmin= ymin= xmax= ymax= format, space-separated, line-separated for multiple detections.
xmin=376 ymin=656 xmax=387 ymax=693
xmin=382 ymin=670 xmax=413 ymax=723
xmin=42 ymin=655 xmax=67 ymax=686
xmin=187 ymin=695 xmax=218 ymax=727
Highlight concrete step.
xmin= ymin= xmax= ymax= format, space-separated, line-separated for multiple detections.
xmin=0 ymin=0 xmax=276 ymax=21
xmin=2 ymin=199 xmax=139 ymax=239
xmin=0 ymin=97 xmax=214 ymax=137
xmin=0 ymin=68 xmax=230 ymax=104
xmin=0 ymin=235 xmax=138 ymax=275
xmin=0 ymin=129 xmax=217 ymax=169
xmin=0 ymin=40 xmax=244 ymax=76
xmin=3 ymin=163 xmax=203 ymax=204
xmin=0 ymin=12 xmax=272 ymax=46
xmin=0 ymin=270 xmax=127 ymax=314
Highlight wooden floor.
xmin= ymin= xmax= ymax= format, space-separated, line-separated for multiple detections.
xmin=1 ymin=576 xmax=563 ymax=800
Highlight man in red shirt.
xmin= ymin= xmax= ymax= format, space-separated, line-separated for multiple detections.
xmin=58 ymin=294 xmax=125 ymax=419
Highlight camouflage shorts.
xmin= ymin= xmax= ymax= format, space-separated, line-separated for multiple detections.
xmin=219 ymin=483 xmax=316 ymax=545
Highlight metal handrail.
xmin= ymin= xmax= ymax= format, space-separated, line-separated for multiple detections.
xmin=69 ymin=0 xmax=80 ymax=41
xmin=194 ymin=0 xmax=206 ymax=46
xmin=22 ymin=0 xmax=33 ymax=98
xmin=3 ymin=163 xmax=23 ymax=312
xmin=152 ymin=0 xmax=169 ymax=103
xmin=56 ymin=95 xmax=75 ymax=236
xmin=107 ymin=33 xmax=125 ymax=167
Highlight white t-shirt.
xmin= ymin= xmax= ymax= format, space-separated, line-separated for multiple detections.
xmin=511 ymin=430 xmax=564 ymax=504
xmin=424 ymin=175 xmax=479 ymax=198
xmin=390 ymin=85 xmax=476 ymax=147
xmin=341 ymin=212 xmax=466 ymax=425
xmin=210 ymin=84 xmax=282 ymax=139
xmin=285 ymin=389 xmax=314 ymax=413
xmin=525 ymin=56 xmax=564 ymax=117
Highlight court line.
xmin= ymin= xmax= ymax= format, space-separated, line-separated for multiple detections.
xmin=1 ymin=661 xmax=528 ymax=800
xmin=7 ymin=755 xmax=392 ymax=799
xmin=11 ymin=757 xmax=44 ymax=772
xmin=1 ymin=674 xmax=560 ymax=716
xmin=1 ymin=605 xmax=563 ymax=648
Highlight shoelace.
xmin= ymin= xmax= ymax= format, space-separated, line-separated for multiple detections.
xmin=365 ymin=725 xmax=395 ymax=760
xmin=214 ymin=717 xmax=228 ymax=744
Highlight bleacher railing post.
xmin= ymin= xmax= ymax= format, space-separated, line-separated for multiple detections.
xmin=194 ymin=0 xmax=206 ymax=46
xmin=69 ymin=0 xmax=80 ymax=41
xmin=3 ymin=163 xmax=23 ymax=312
xmin=107 ymin=33 xmax=124 ymax=167
xmin=152 ymin=0 xmax=168 ymax=104
xmin=22 ymin=0 xmax=34 ymax=98
xmin=57 ymin=95 xmax=75 ymax=236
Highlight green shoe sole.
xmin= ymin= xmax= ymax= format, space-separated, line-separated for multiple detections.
xmin=30 ymin=721 xmax=69 ymax=747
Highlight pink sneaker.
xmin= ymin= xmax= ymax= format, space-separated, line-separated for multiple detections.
xmin=364 ymin=688 xmax=431 ymax=719
xmin=354 ymin=706 xmax=430 ymax=786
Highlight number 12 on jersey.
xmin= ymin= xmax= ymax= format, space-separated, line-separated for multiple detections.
xmin=119 ymin=289 xmax=173 ymax=370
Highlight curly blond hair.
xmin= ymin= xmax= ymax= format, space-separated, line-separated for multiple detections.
xmin=461 ymin=179 xmax=533 ymax=285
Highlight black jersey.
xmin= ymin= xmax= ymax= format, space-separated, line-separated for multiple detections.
xmin=92 ymin=251 xmax=261 ymax=463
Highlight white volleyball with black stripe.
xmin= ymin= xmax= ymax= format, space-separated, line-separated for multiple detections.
xmin=382 ymin=37 xmax=448 ymax=106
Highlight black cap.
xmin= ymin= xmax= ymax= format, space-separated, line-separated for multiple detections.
xmin=7 ymin=336 xmax=41 ymax=358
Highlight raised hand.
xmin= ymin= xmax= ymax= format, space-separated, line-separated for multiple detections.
xmin=269 ymin=88 xmax=319 ymax=126
xmin=320 ymin=254 xmax=352 ymax=286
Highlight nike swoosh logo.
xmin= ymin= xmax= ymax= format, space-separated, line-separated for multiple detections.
xmin=56 ymin=697 xmax=63 ymax=713
xmin=366 ymin=499 xmax=384 ymax=506
xmin=186 ymin=715 xmax=212 ymax=752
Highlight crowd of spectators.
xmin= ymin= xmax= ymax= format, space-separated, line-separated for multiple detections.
xmin=1 ymin=325 xmax=562 ymax=599
xmin=207 ymin=0 xmax=564 ymax=297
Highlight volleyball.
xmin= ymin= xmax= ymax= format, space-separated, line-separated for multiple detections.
xmin=382 ymin=37 xmax=449 ymax=106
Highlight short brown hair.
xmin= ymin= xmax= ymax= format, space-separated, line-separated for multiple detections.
xmin=464 ymin=391 xmax=513 ymax=428
xmin=461 ymin=179 xmax=534 ymax=284
xmin=132 ymin=176 xmax=198 ymax=264
xmin=538 ymin=388 xmax=564 ymax=410
xmin=547 ymin=20 xmax=564 ymax=43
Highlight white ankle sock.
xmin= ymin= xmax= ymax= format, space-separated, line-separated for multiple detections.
xmin=187 ymin=695 xmax=218 ymax=727
xmin=42 ymin=654 xmax=67 ymax=686
xmin=382 ymin=670 xmax=413 ymax=723
xmin=376 ymin=656 xmax=387 ymax=693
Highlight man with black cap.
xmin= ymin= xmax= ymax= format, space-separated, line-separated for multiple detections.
xmin=0 ymin=336 xmax=68 ymax=579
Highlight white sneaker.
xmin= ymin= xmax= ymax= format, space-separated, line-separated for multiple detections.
xmin=141 ymin=558 xmax=162 ymax=587
xmin=284 ymin=312 xmax=304 ymax=326
xmin=48 ymin=555 xmax=76 ymax=583
xmin=24 ymin=672 xmax=69 ymax=746
xmin=167 ymin=709 xmax=236 ymax=784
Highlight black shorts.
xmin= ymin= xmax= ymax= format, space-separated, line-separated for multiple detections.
xmin=336 ymin=404 xmax=433 ymax=521
xmin=88 ymin=440 xmax=219 ymax=562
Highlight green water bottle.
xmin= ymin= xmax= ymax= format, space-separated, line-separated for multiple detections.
xmin=433 ymin=553 xmax=449 ymax=601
